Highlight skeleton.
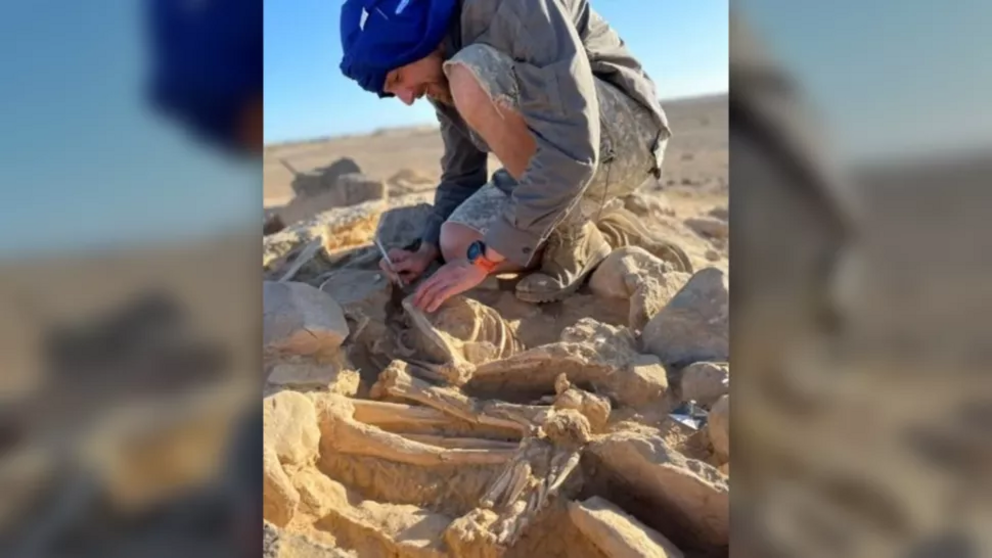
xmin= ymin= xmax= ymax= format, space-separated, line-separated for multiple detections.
xmin=314 ymin=393 xmax=517 ymax=467
xmin=451 ymin=409 xmax=592 ymax=551
xmin=395 ymin=295 xmax=524 ymax=384
xmin=371 ymin=361 xmax=548 ymax=436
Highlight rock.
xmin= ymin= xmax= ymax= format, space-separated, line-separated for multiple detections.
xmin=705 ymin=249 xmax=720 ymax=262
xmin=708 ymin=206 xmax=728 ymax=221
xmin=291 ymin=157 xmax=361 ymax=198
xmin=263 ymin=281 xmax=349 ymax=357
xmin=374 ymin=202 xmax=434 ymax=249
xmin=621 ymin=191 xmax=675 ymax=218
xmin=264 ymin=520 xmax=356 ymax=557
xmin=569 ymin=496 xmax=685 ymax=558
xmin=587 ymin=430 xmax=729 ymax=553
xmin=334 ymin=172 xmax=387 ymax=207
xmin=680 ymin=362 xmax=729 ymax=408
xmin=640 ymin=268 xmax=728 ymax=369
xmin=263 ymin=391 xmax=321 ymax=466
xmin=263 ymin=448 xmax=300 ymax=527
xmin=263 ymin=199 xmax=387 ymax=280
xmin=264 ymin=212 xmax=286 ymax=236
xmin=267 ymin=356 xmax=360 ymax=396
xmin=589 ymin=247 xmax=691 ymax=331
xmin=292 ymin=467 xmax=349 ymax=518
xmin=685 ymin=217 xmax=728 ymax=239
xmin=708 ymin=395 xmax=729 ymax=462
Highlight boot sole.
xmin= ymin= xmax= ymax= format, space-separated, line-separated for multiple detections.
xmin=515 ymin=244 xmax=611 ymax=304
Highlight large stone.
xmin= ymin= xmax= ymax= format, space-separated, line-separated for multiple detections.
xmin=263 ymin=281 xmax=349 ymax=357
xmin=263 ymin=448 xmax=300 ymax=527
xmin=290 ymin=157 xmax=361 ymax=198
xmin=589 ymin=247 xmax=691 ymax=331
xmin=640 ymin=268 xmax=728 ymax=369
xmin=587 ymin=431 xmax=729 ymax=553
xmin=267 ymin=356 xmax=360 ymax=396
xmin=263 ymin=390 xmax=321 ymax=466
xmin=679 ymin=362 xmax=729 ymax=408
xmin=685 ymin=217 xmax=728 ymax=239
xmin=708 ymin=395 xmax=729 ymax=463
xmin=569 ymin=496 xmax=684 ymax=558
xmin=334 ymin=172 xmax=387 ymax=207
xmin=374 ymin=202 xmax=435 ymax=249
xmin=264 ymin=520 xmax=356 ymax=558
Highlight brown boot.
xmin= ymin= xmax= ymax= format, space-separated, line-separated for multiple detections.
xmin=596 ymin=207 xmax=694 ymax=273
xmin=515 ymin=220 xmax=612 ymax=303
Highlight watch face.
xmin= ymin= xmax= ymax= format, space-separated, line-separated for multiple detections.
xmin=467 ymin=240 xmax=483 ymax=261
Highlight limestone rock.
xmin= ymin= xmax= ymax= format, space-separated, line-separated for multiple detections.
xmin=587 ymin=430 xmax=729 ymax=553
xmin=374 ymin=202 xmax=435 ymax=249
xmin=679 ymin=362 xmax=729 ymax=408
xmin=622 ymin=191 xmax=675 ymax=218
xmin=290 ymin=157 xmax=361 ymax=198
xmin=685 ymin=217 xmax=728 ymax=240
xmin=263 ymin=390 xmax=321 ymax=466
xmin=264 ymin=520 xmax=356 ymax=558
xmin=267 ymin=356 xmax=360 ymax=396
xmin=708 ymin=395 xmax=729 ymax=463
xmin=569 ymin=496 xmax=685 ymax=558
xmin=263 ymin=447 xmax=300 ymax=527
xmin=589 ymin=247 xmax=691 ymax=331
xmin=263 ymin=281 xmax=349 ymax=357
xmin=708 ymin=206 xmax=728 ymax=221
xmin=640 ymin=268 xmax=728 ymax=369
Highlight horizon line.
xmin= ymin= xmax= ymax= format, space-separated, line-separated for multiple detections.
xmin=264 ymin=89 xmax=728 ymax=148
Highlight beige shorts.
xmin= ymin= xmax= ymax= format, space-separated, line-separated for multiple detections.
xmin=443 ymin=43 xmax=666 ymax=235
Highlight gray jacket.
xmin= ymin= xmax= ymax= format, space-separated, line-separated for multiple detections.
xmin=421 ymin=0 xmax=670 ymax=266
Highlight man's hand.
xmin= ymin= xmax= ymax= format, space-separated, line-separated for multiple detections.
xmin=413 ymin=259 xmax=488 ymax=312
xmin=380 ymin=243 xmax=439 ymax=285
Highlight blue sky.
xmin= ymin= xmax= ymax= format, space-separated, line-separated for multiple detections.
xmin=0 ymin=2 xmax=258 ymax=258
xmin=265 ymin=1 xmax=730 ymax=143
xmin=739 ymin=0 xmax=992 ymax=162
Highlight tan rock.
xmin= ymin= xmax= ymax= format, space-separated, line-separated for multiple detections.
xmin=264 ymin=391 xmax=321 ymax=467
xmin=569 ymin=496 xmax=684 ymax=558
xmin=263 ymin=447 xmax=300 ymax=527
xmin=685 ymin=217 xmax=728 ymax=239
xmin=640 ymin=268 xmax=728 ymax=369
xmin=590 ymin=246 xmax=691 ymax=331
xmin=267 ymin=355 xmax=360 ymax=396
xmin=263 ymin=281 xmax=349 ymax=357
xmin=587 ymin=430 xmax=729 ymax=552
xmin=708 ymin=395 xmax=729 ymax=462
xmin=679 ymin=362 xmax=729 ymax=408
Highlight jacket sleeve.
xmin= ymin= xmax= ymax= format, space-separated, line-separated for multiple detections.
xmin=478 ymin=0 xmax=601 ymax=267
xmin=421 ymin=108 xmax=490 ymax=248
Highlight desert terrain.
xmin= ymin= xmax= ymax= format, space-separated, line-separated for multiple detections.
xmin=261 ymin=94 xmax=730 ymax=557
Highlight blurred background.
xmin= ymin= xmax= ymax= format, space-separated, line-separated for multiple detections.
xmin=730 ymin=1 xmax=992 ymax=556
xmin=0 ymin=1 xmax=261 ymax=557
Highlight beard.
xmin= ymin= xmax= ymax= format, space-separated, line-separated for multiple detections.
xmin=425 ymin=81 xmax=453 ymax=105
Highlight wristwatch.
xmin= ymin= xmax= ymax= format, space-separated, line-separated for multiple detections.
xmin=466 ymin=240 xmax=498 ymax=274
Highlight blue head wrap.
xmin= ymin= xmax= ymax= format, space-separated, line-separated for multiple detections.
xmin=147 ymin=0 xmax=262 ymax=150
xmin=339 ymin=0 xmax=457 ymax=97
